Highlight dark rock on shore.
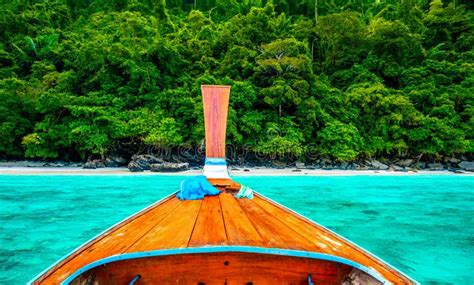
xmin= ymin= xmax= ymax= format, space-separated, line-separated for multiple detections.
xmin=295 ymin=161 xmax=305 ymax=169
xmin=127 ymin=154 xmax=189 ymax=172
xmin=82 ymin=155 xmax=127 ymax=169
xmin=448 ymin=158 xmax=460 ymax=164
xmin=105 ymin=156 xmax=127 ymax=167
xmin=427 ymin=163 xmax=444 ymax=170
xmin=347 ymin=163 xmax=358 ymax=170
xmin=127 ymin=155 xmax=163 ymax=172
xmin=411 ymin=162 xmax=425 ymax=169
xmin=272 ymin=161 xmax=286 ymax=169
xmin=133 ymin=154 xmax=164 ymax=165
xmin=339 ymin=162 xmax=349 ymax=169
xmin=369 ymin=160 xmax=389 ymax=170
xmin=127 ymin=160 xmax=144 ymax=172
xmin=150 ymin=162 xmax=189 ymax=172
xmin=83 ymin=159 xmax=106 ymax=169
xmin=395 ymin=159 xmax=413 ymax=167
xmin=389 ymin=164 xmax=404 ymax=171
xmin=43 ymin=162 xmax=67 ymax=167
xmin=458 ymin=161 xmax=474 ymax=171
xmin=1 ymin=155 xmax=472 ymax=174
xmin=245 ymin=158 xmax=473 ymax=173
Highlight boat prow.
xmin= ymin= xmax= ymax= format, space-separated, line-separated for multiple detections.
xmin=30 ymin=85 xmax=417 ymax=284
xmin=30 ymin=191 xmax=417 ymax=284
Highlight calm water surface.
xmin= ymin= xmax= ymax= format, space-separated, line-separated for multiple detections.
xmin=0 ymin=175 xmax=473 ymax=284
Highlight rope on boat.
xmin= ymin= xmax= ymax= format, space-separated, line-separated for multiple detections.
xmin=129 ymin=274 xmax=141 ymax=285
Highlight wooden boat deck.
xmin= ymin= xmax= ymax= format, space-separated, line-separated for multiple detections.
xmin=34 ymin=192 xmax=412 ymax=284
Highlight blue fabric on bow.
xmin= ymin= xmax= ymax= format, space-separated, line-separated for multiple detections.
xmin=176 ymin=175 xmax=220 ymax=200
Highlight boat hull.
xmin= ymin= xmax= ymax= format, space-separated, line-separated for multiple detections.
xmin=30 ymin=193 xmax=417 ymax=285
xmin=69 ymin=248 xmax=383 ymax=285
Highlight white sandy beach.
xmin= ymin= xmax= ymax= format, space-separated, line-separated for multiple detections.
xmin=0 ymin=166 xmax=471 ymax=176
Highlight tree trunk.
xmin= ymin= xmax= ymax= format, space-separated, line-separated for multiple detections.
xmin=314 ymin=0 xmax=318 ymax=25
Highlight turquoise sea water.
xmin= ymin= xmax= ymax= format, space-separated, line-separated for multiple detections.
xmin=0 ymin=175 xmax=473 ymax=284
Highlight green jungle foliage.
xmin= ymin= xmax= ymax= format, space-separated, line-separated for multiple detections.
xmin=0 ymin=0 xmax=472 ymax=162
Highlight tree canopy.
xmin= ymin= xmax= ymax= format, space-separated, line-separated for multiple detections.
xmin=0 ymin=0 xmax=472 ymax=162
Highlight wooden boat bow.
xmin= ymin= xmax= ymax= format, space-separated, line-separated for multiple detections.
xmin=29 ymin=85 xmax=417 ymax=285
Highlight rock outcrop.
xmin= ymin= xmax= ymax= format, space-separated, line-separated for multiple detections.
xmin=127 ymin=155 xmax=163 ymax=172
xmin=83 ymin=159 xmax=106 ymax=169
xmin=150 ymin=162 xmax=189 ymax=172
xmin=458 ymin=161 xmax=474 ymax=171
xmin=427 ymin=163 xmax=444 ymax=170
xmin=396 ymin=159 xmax=413 ymax=167
xmin=105 ymin=156 xmax=127 ymax=167
xmin=369 ymin=160 xmax=389 ymax=170
xmin=295 ymin=161 xmax=305 ymax=169
xmin=127 ymin=155 xmax=189 ymax=172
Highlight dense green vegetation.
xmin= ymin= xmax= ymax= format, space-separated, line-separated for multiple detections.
xmin=0 ymin=0 xmax=472 ymax=162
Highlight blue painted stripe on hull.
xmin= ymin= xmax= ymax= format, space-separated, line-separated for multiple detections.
xmin=61 ymin=246 xmax=390 ymax=285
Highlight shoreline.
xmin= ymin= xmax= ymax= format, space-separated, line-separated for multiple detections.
xmin=0 ymin=167 xmax=472 ymax=176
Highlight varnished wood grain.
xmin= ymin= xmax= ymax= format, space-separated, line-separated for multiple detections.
xmin=201 ymin=85 xmax=230 ymax=158
xmin=238 ymin=198 xmax=322 ymax=251
xmin=71 ymin=252 xmax=355 ymax=285
xmin=207 ymin=178 xmax=241 ymax=191
xmin=188 ymin=196 xmax=227 ymax=246
xmin=220 ymin=193 xmax=263 ymax=245
xmin=128 ymin=200 xmax=202 ymax=251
